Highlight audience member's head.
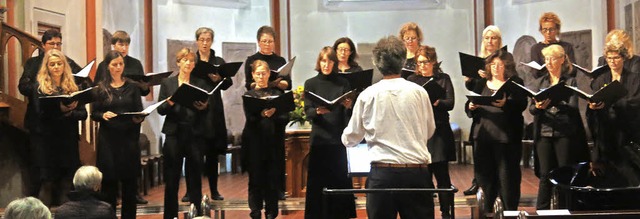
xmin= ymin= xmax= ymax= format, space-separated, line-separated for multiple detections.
xmin=3 ymin=197 xmax=51 ymax=219
xmin=372 ymin=36 xmax=407 ymax=76
xmin=73 ymin=166 xmax=103 ymax=192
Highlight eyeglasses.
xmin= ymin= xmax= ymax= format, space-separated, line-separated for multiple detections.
xmin=544 ymin=56 xmax=564 ymax=62
xmin=541 ymin=28 xmax=557 ymax=33
xmin=606 ymin=56 xmax=623 ymax=61
xmin=417 ymin=60 xmax=433 ymax=66
xmin=46 ymin=42 xmax=63 ymax=47
xmin=337 ymin=48 xmax=351 ymax=53
xmin=198 ymin=38 xmax=212 ymax=43
xmin=403 ymin=37 xmax=418 ymax=42
xmin=260 ymin=40 xmax=274 ymax=45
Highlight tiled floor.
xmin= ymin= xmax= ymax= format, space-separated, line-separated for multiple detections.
xmin=132 ymin=163 xmax=540 ymax=218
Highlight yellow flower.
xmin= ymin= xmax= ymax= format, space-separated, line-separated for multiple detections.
xmin=289 ymin=86 xmax=306 ymax=126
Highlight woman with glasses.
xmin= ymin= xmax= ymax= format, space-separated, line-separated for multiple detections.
xmin=242 ymin=60 xmax=290 ymax=219
xmin=244 ymin=25 xmax=291 ymax=91
xmin=587 ymin=42 xmax=640 ymax=186
xmin=530 ymin=12 xmax=576 ymax=79
xmin=333 ymin=37 xmax=362 ymax=73
xmin=466 ymin=49 xmax=527 ymax=211
xmin=596 ymin=29 xmax=640 ymax=74
xmin=399 ymin=22 xmax=424 ymax=78
xmin=529 ymin=45 xmax=589 ymax=209
xmin=407 ymin=45 xmax=455 ymax=219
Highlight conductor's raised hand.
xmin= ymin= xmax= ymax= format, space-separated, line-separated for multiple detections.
xmin=102 ymin=111 xmax=118 ymax=121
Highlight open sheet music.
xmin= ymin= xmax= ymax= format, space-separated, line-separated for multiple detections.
xmin=270 ymin=56 xmax=296 ymax=77
xmin=192 ymin=61 xmax=243 ymax=79
xmin=118 ymin=99 xmax=167 ymax=119
xmin=466 ymin=78 xmax=512 ymax=105
xmin=565 ymin=80 xmax=627 ymax=104
xmin=422 ymin=78 xmax=446 ymax=104
xmin=38 ymin=86 xmax=97 ymax=106
xmin=304 ymin=90 xmax=356 ymax=110
xmin=169 ymin=81 xmax=224 ymax=110
xmin=242 ymin=91 xmax=295 ymax=114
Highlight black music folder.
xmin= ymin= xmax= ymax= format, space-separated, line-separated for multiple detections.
xmin=38 ymin=86 xmax=96 ymax=106
xmin=304 ymin=90 xmax=356 ymax=110
xmin=401 ymin=68 xmax=416 ymax=79
xmin=125 ymin=71 xmax=174 ymax=86
xmin=169 ymin=81 xmax=224 ymax=110
xmin=422 ymin=78 xmax=446 ymax=104
xmin=192 ymin=61 xmax=243 ymax=79
xmin=459 ymin=46 xmax=507 ymax=78
xmin=511 ymin=81 xmax=572 ymax=105
xmin=565 ymin=80 xmax=627 ymax=104
xmin=242 ymin=91 xmax=295 ymax=114
xmin=573 ymin=64 xmax=609 ymax=78
xmin=73 ymin=59 xmax=96 ymax=80
xmin=465 ymin=78 xmax=512 ymax=105
xmin=270 ymin=56 xmax=296 ymax=77
xmin=117 ymin=99 xmax=167 ymax=119
xmin=337 ymin=69 xmax=373 ymax=91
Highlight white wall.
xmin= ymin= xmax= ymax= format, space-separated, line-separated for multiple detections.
xmin=493 ymin=0 xmax=607 ymax=66
xmin=288 ymin=0 xmax=476 ymax=137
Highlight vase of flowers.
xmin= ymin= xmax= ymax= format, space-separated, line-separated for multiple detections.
xmin=289 ymin=85 xmax=309 ymax=128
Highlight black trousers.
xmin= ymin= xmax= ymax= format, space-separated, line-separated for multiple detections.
xmin=535 ymin=136 xmax=572 ymax=209
xmin=248 ymin=159 xmax=280 ymax=219
xmin=367 ymin=166 xmax=435 ymax=219
xmin=429 ymin=161 xmax=453 ymax=216
xmin=163 ymin=131 xmax=204 ymax=219
xmin=184 ymin=143 xmax=220 ymax=197
xmin=102 ymin=178 xmax=137 ymax=219
xmin=474 ymin=138 xmax=522 ymax=211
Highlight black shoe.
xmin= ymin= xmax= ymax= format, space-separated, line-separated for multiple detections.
xmin=441 ymin=212 xmax=452 ymax=219
xmin=181 ymin=194 xmax=190 ymax=203
xmin=278 ymin=192 xmax=286 ymax=200
xmin=136 ymin=194 xmax=149 ymax=205
xmin=463 ymin=184 xmax=478 ymax=195
xmin=212 ymin=192 xmax=224 ymax=200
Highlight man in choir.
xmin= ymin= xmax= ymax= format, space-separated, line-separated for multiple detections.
xmin=54 ymin=166 xmax=117 ymax=219
xmin=530 ymin=12 xmax=576 ymax=79
xmin=94 ymin=30 xmax=150 ymax=205
xmin=243 ymin=25 xmax=290 ymax=199
xmin=181 ymin=27 xmax=229 ymax=203
xmin=342 ymin=35 xmax=436 ymax=219
xmin=18 ymin=29 xmax=82 ymax=198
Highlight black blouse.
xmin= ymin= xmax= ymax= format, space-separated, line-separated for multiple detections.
xmin=528 ymin=74 xmax=581 ymax=138
xmin=407 ymin=72 xmax=455 ymax=124
xmin=304 ymin=73 xmax=352 ymax=145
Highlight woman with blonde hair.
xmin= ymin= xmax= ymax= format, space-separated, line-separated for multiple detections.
xmin=31 ymin=49 xmax=86 ymax=206
xmin=596 ymin=29 xmax=640 ymax=74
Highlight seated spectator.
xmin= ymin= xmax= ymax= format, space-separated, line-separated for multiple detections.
xmin=3 ymin=197 xmax=51 ymax=219
xmin=54 ymin=166 xmax=116 ymax=219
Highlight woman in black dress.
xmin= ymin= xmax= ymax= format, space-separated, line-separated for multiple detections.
xmin=529 ymin=45 xmax=589 ymax=209
xmin=587 ymin=42 xmax=640 ymax=186
xmin=242 ymin=60 xmax=289 ymax=219
xmin=91 ymin=50 xmax=143 ymax=218
xmin=32 ymin=49 xmax=86 ymax=206
xmin=466 ymin=49 xmax=527 ymax=211
xmin=303 ymin=47 xmax=356 ymax=219
xmin=157 ymin=48 xmax=209 ymax=219
xmin=407 ymin=45 xmax=455 ymax=218
xmin=333 ymin=37 xmax=362 ymax=73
